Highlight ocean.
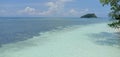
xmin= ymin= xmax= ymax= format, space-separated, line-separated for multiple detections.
xmin=0 ymin=17 xmax=120 ymax=57
xmin=0 ymin=17 xmax=107 ymax=45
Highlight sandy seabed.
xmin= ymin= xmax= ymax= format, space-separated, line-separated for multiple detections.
xmin=0 ymin=23 xmax=120 ymax=57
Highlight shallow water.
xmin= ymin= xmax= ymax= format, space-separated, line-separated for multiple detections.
xmin=0 ymin=17 xmax=120 ymax=57
xmin=0 ymin=22 xmax=120 ymax=57
xmin=0 ymin=17 xmax=107 ymax=45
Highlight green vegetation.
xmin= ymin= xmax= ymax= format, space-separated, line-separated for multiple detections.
xmin=80 ymin=13 xmax=97 ymax=18
xmin=100 ymin=0 xmax=120 ymax=28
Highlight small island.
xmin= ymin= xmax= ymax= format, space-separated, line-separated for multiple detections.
xmin=80 ymin=13 xmax=97 ymax=18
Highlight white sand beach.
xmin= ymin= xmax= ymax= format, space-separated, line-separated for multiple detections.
xmin=0 ymin=23 xmax=120 ymax=57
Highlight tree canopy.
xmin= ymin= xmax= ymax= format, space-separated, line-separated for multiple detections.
xmin=100 ymin=0 xmax=120 ymax=28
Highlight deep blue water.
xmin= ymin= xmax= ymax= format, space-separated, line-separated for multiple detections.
xmin=0 ymin=17 xmax=108 ymax=46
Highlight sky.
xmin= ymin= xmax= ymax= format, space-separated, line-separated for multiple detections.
xmin=0 ymin=0 xmax=110 ymax=17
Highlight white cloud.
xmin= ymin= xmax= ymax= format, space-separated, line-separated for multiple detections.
xmin=80 ymin=8 xmax=89 ymax=14
xmin=69 ymin=9 xmax=78 ymax=14
xmin=18 ymin=0 xmax=91 ymax=17
xmin=19 ymin=7 xmax=37 ymax=15
xmin=18 ymin=0 xmax=73 ymax=16
xmin=63 ymin=8 xmax=91 ymax=16
xmin=41 ymin=0 xmax=73 ymax=15
xmin=24 ymin=7 xmax=36 ymax=13
xmin=18 ymin=6 xmax=92 ymax=17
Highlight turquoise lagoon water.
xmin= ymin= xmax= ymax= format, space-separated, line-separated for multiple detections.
xmin=0 ymin=17 xmax=107 ymax=45
xmin=0 ymin=17 xmax=120 ymax=57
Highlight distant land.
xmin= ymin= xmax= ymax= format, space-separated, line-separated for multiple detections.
xmin=81 ymin=13 xmax=97 ymax=18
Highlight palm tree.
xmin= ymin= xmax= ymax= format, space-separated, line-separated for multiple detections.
xmin=100 ymin=0 xmax=120 ymax=29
